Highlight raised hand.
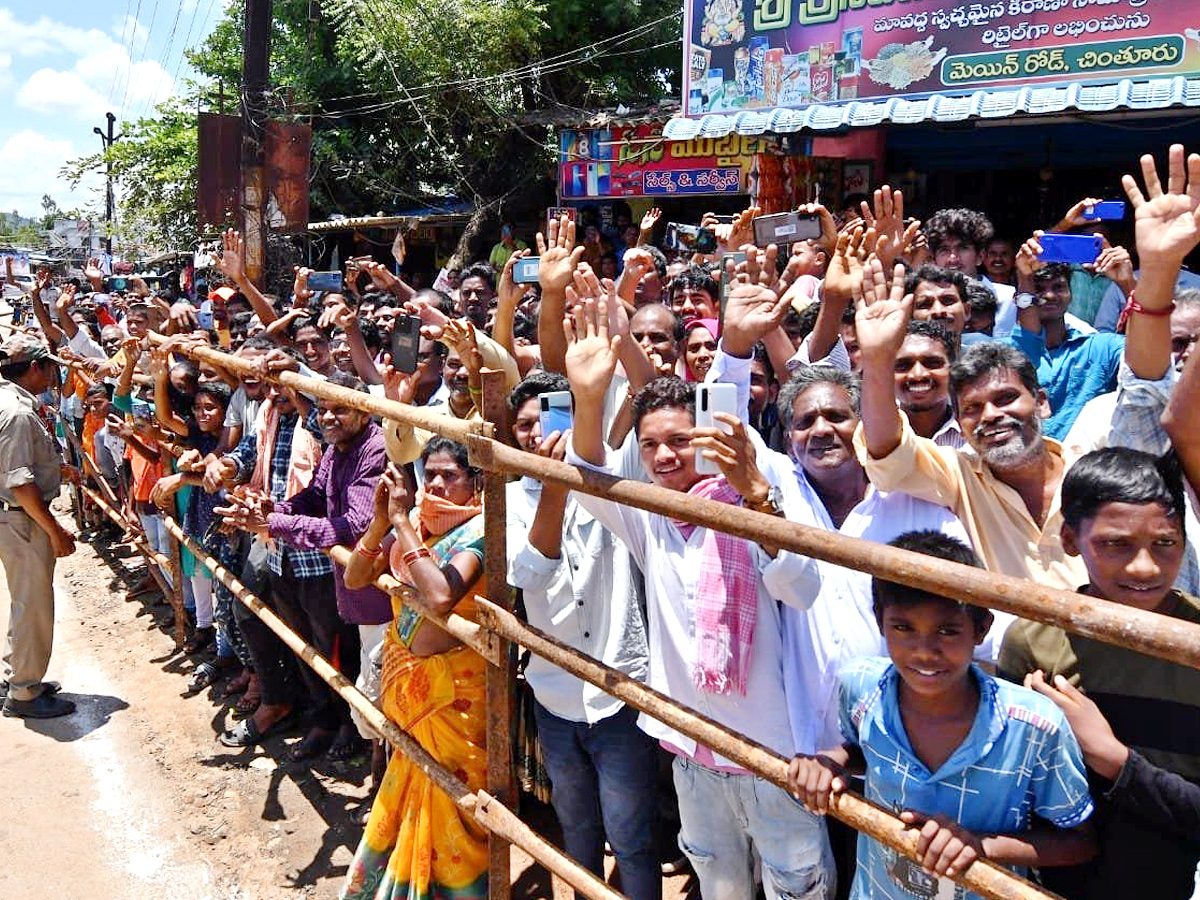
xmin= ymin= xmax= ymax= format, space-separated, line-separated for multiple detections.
xmin=380 ymin=355 xmax=420 ymax=405
xmin=715 ymin=205 xmax=760 ymax=249
xmin=1053 ymin=197 xmax=1104 ymax=232
xmin=292 ymin=265 xmax=314 ymax=306
xmin=639 ymin=207 xmax=662 ymax=239
xmin=537 ymin=214 xmax=585 ymax=295
xmin=216 ymin=228 xmax=247 ymax=284
xmin=318 ymin=300 xmax=356 ymax=332
xmin=381 ymin=462 xmax=415 ymax=530
xmin=360 ymin=260 xmax=402 ymax=294
xmin=564 ymin=295 xmax=621 ymax=402
xmin=854 ymin=256 xmax=913 ymax=365
xmin=1122 ymin=144 xmax=1200 ymax=273
xmin=721 ymin=281 xmax=791 ymax=357
xmin=690 ymin=413 xmax=768 ymax=503
xmin=497 ymin=249 xmax=528 ymax=311
xmin=798 ymin=202 xmax=839 ymax=256
xmin=860 ymin=185 xmax=908 ymax=267
xmin=1094 ymin=243 xmax=1135 ymax=295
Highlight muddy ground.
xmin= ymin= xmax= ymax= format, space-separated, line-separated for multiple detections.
xmin=0 ymin=500 xmax=695 ymax=899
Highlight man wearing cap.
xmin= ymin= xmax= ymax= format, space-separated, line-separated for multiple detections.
xmin=0 ymin=334 xmax=78 ymax=719
xmin=489 ymin=223 xmax=528 ymax=270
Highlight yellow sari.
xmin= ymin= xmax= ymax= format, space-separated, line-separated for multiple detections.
xmin=341 ymin=513 xmax=489 ymax=900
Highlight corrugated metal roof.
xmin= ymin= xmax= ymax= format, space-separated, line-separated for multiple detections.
xmin=662 ymin=77 xmax=1200 ymax=140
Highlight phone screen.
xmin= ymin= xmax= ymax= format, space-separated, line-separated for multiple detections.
xmin=390 ymin=314 xmax=421 ymax=373
xmin=539 ymin=391 xmax=573 ymax=437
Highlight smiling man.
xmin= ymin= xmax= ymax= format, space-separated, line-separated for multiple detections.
xmin=1010 ymin=261 xmax=1124 ymax=440
xmin=894 ymin=320 xmax=964 ymax=448
xmin=855 ymin=260 xmax=1089 ymax=591
xmin=905 ymin=265 xmax=970 ymax=340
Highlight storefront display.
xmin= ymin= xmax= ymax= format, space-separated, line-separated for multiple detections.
xmin=684 ymin=0 xmax=1200 ymax=116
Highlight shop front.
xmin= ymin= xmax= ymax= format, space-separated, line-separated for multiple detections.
xmin=667 ymin=0 xmax=1200 ymax=241
xmin=557 ymin=113 xmax=884 ymax=230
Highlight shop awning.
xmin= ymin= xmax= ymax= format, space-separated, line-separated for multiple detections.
xmin=662 ymin=76 xmax=1200 ymax=140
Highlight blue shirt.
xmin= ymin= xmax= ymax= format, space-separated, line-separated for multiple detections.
xmin=839 ymin=657 xmax=1093 ymax=900
xmin=1009 ymin=325 xmax=1123 ymax=440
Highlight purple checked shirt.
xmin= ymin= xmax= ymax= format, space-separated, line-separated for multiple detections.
xmin=267 ymin=420 xmax=392 ymax=624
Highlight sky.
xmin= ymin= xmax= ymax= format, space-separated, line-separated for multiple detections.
xmin=0 ymin=0 xmax=227 ymax=219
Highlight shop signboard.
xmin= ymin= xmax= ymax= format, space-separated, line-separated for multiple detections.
xmin=559 ymin=122 xmax=772 ymax=199
xmin=683 ymin=0 xmax=1200 ymax=116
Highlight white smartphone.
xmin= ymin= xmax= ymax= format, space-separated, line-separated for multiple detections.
xmin=538 ymin=390 xmax=573 ymax=438
xmin=694 ymin=382 xmax=738 ymax=476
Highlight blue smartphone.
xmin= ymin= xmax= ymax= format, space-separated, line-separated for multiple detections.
xmin=539 ymin=391 xmax=573 ymax=438
xmin=1037 ymin=233 xmax=1102 ymax=265
xmin=1082 ymin=201 xmax=1125 ymax=221
xmin=513 ymin=257 xmax=540 ymax=284
xmin=307 ymin=271 xmax=343 ymax=292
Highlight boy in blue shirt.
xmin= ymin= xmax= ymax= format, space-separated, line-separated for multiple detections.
xmin=788 ymin=531 xmax=1096 ymax=899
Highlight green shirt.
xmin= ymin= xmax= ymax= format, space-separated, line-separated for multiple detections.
xmin=999 ymin=589 xmax=1200 ymax=781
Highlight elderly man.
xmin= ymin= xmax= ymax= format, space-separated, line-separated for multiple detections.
xmin=0 ymin=335 xmax=77 ymax=719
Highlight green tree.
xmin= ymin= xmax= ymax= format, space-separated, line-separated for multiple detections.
xmin=62 ymin=0 xmax=681 ymax=257
xmin=62 ymin=102 xmax=198 ymax=255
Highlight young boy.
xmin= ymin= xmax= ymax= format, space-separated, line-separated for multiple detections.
xmin=788 ymin=531 xmax=1095 ymax=900
xmin=1000 ymin=447 xmax=1200 ymax=899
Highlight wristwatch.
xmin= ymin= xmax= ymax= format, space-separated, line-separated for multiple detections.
xmin=1015 ymin=291 xmax=1037 ymax=310
xmin=745 ymin=484 xmax=786 ymax=518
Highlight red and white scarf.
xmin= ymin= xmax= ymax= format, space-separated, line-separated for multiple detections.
xmin=673 ymin=476 xmax=759 ymax=696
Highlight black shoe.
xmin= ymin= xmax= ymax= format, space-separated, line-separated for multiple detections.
xmin=3 ymin=692 xmax=76 ymax=719
xmin=0 ymin=680 xmax=61 ymax=700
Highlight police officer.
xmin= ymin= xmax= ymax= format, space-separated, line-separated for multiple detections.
xmin=0 ymin=334 xmax=77 ymax=719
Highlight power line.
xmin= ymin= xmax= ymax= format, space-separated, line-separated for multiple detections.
xmin=107 ymin=0 xmax=137 ymax=107
xmin=112 ymin=0 xmax=145 ymax=113
xmin=140 ymin=2 xmax=185 ymax=120
xmin=169 ymin=0 xmax=216 ymax=93
xmin=121 ymin=0 xmax=162 ymax=118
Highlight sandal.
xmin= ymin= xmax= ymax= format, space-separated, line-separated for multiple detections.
xmin=219 ymin=709 xmax=296 ymax=748
xmin=287 ymin=729 xmax=334 ymax=763
xmin=327 ymin=732 xmax=366 ymax=762
xmin=185 ymin=662 xmax=221 ymax=696
xmin=231 ymin=677 xmax=262 ymax=719
xmin=217 ymin=668 xmax=252 ymax=701
xmin=184 ymin=626 xmax=216 ymax=656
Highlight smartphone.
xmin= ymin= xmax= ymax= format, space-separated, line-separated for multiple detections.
xmin=513 ymin=257 xmax=540 ymax=284
xmin=307 ymin=271 xmax=343 ymax=292
xmin=719 ymin=251 xmax=747 ymax=323
xmin=1037 ymin=233 xmax=1103 ymax=265
xmin=665 ymin=223 xmax=719 ymax=253
xmin=694 ymin=382 xmax=738 ymax=476
xmin=712 ymin=214 xmax=736 ymax=224
xmin=105 ymin=276 xmax=128 ymax=292
xmin=389 ymin=314 xmax=422 ymax=373
xmin=753 ymin=212 xmax=821 ymax=246
xmin=1082 ymin=201 xmax=1125 ymax=221
xmin=538 ymin=390 xmax=573 ymax=438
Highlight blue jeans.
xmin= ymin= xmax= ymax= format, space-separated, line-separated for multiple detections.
xmin=534 ymin=700 xmax=661 ymax=900
xmin=673 ymin=755 xmax=835 ymax=900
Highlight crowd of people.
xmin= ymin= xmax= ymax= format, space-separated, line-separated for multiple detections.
xmin=2 ymin=143 xmax=1200 ymax=900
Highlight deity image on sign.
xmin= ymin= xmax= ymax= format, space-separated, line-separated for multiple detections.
xmin=700 ymin=0 xmax=745 ymax=47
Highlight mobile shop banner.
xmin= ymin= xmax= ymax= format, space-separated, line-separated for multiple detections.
xmin=683 ymin=0 xmax=1200 ymax=116
xmin=560 ymin=122 xmax=773 ymax=198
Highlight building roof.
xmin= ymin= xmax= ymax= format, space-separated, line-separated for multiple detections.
xmin=662 ymin=76 xmax=1200 ymax=140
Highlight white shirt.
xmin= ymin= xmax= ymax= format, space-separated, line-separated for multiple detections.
xmin=564 ymin=440 xmax=823 ymax=763
xmin=779 ymin=476 xmax=997 ymax=753
xmin=507 ymin=476 xmax=649 ymax=724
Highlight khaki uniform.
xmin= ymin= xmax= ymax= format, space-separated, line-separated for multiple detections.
xmin=0 ymin=379 xmax=63 ymax=701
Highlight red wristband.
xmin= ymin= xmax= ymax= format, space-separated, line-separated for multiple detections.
xmin=1117 ymin=289 xmax=1175 ymax=333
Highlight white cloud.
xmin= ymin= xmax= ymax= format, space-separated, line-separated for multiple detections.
xmin=0 ymin=130 xmax=102 ymax=215
xmin=1 ymin=9 xmax=176 ymax=122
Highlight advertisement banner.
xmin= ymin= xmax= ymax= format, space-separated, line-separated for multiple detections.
xmin=560 ymin=122 xmax=773 ymax=199
xmin=683 ymin=0 xmax=1200 ymax=116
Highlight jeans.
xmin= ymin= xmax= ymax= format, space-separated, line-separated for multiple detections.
xmin=138 ymin=511 xmax=173 ymax=588
xmin=673 ymin=755 xmax=835 ymax=900
xmin=534 ymin=701 xmax=661 ymax=900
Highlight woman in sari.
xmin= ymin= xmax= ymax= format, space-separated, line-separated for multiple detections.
xmin=341 ymin=436 xmax=488 ymax=900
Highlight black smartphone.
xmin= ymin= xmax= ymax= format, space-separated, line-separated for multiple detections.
xmin=753 ymin=212 xmax=822 ymax=246
xmin=390 ymin=314 xmax=422 ymax=373
xmin=665 ymin=223 xmax=719 ymax=254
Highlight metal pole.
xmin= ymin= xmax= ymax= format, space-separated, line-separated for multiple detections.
xmin=93 ymin=112 xmax=117 ymax=255
xmin=240 ymin=0 xmax=272 ymax=288
xmin=475 ymin=368 xmax=514 ymax=900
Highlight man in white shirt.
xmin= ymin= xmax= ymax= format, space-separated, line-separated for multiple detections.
xmin=505 ymin=371 xmax=659 ymax=900
xmin=562 ymin=296 xmax=834 ymax=900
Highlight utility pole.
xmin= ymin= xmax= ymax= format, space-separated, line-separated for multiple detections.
xmin=93 ymin=111 xmax=118 ymax=256
xmin=241 ymin=0 xmax=272 ymax=288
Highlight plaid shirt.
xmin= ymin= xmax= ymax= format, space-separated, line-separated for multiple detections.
xmin=228 ymin=409 xmax=331 ymax=579
xmin=839 ymin=657 xmax=1093 ymax=900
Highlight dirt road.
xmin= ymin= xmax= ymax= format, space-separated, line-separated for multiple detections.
xmin=0 ymin=503 xmax=694 ymax=899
